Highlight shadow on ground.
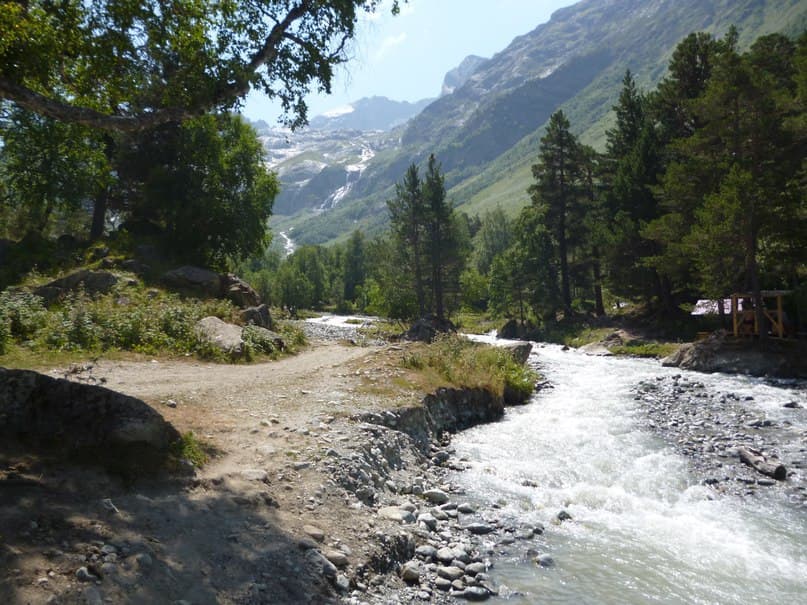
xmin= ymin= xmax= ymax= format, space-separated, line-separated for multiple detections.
xmin=0 ymin=447 xmax=339 ymax=605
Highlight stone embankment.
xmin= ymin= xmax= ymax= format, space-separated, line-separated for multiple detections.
xmin=322 ymin=387 xmax=548 ymax=603
xmin=635 ymin=374 xmax=807 ymax=507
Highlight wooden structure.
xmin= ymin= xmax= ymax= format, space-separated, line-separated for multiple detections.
xmin=731 ymin=291 xmax=792 ymax=338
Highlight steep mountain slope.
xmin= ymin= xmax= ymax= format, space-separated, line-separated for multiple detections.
xmin=267 ymin=0 xmax=807 ymax=246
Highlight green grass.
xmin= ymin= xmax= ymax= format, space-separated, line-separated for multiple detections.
xmin=171 ymin=432 xmax=210 ymax=468
xmin=609 ymin=342 xmax=680 ymax=358
xmin=0 ymin=273 xmax=307 ymax=365
xmin=401 ymin=334 xmax=539 ymax=402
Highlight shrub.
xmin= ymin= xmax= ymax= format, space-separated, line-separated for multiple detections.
xmin=0 ymin=289 xmax=48 ymax=341
xmin=0 ymin=314 xmax=9 ymax=355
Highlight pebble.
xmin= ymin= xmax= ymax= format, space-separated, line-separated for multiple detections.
xmin=400 ymin=560 xmax=421 ymax=583
xmin=423 ymin=489 xmax=450 ymax=504
xmin=463 ymin=522 xmax=495 ymax=535
xmin=322 ymin=548 xmax=349 ymax=568
xmin=302 ymin=525 xmax=325 ymax=542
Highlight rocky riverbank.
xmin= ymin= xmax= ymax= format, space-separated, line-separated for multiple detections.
xmin=635 ymin=374 xmax=807 ymax=507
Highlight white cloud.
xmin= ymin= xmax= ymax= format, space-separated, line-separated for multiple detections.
xmin=374 ymin=32 xmax=407 ymax=62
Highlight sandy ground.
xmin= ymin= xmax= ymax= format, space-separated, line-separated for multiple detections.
xmin=1 ymin=338 xmax=424 ymax=605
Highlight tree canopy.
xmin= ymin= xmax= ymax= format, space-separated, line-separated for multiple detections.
xmin=0 ymin=0 xmax=399 ymax=131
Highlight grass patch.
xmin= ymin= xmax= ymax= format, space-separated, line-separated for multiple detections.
xmin=609 ymin=342 xmax=680 ymax=358
xmin=454 ymin=311 xmax=500 ymax=335
xmin=170 ymin=431 xmax=210 ymax=468
xmin=400 ymin=334 xmax=539 ymax=401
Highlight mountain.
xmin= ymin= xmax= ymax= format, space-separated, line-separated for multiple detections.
xmin=440 ymin=55 xmax=489 ymax=96
xmin=307 ymin=96 xmax=433 ymax=132
xmin=266 ymin=0 xmax=807 ymax=246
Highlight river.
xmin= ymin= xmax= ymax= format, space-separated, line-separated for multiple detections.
xmin=453 ymin=340 xmax=807 ymax=604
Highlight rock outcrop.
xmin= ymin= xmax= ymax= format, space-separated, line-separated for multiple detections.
xmin=33 ymin=270 xmax=119 ymax=305
xmin=0 ymin=368 xmax=179 ymax=472
xmin=662 ymin=332 xmax=807 ymax=378
xmin=162 ymin=266 xmax=260 ymax=308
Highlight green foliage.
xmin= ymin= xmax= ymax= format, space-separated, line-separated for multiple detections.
xmin=120 ymin=114 xmax=278 ymax=269
xmin=242 ymin=325 xmax=281 ymax=359
xmin=0 ymin=290 xmax=49 ymax=341
xmin=0 ymin=1 xmax=397 ymax=131
xmin=0 ymin=283 xmax=236 ymax=357
xmin=172 ymin=432 xmax=210 ymax=468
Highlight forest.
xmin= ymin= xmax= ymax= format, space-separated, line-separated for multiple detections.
xmin=235 ymin=29 xmax=806 ymax=335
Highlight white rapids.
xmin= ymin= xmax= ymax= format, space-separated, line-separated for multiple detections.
xmin=453 ymin=338 xmax=807 ymax=605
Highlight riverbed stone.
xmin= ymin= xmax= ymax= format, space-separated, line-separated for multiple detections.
xmin=400 ymin=560 xmax=421 ymax=583
xmin=458 ymin=586 xmax=491 ymax=601
xmin=378 ymin=506 xmax=415 ymax=524
xmin=437 ymin=565 xmax=465 ymax=581
xmin=463 ymin=522 xmax=494 ymax=535
xmin=423 ymin=488 xmax=449 ymax=504
xmin=415 ymin=545 xmax=437 ymax=560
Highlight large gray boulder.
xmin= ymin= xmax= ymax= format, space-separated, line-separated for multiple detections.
xmin=502 ymin=342 xmax=532 ymax=365
xmin=33 ymin=270 xmax=119 ymax=305
xmin=0 ymin=368 xmax=179 ymax=472
xmin=195 ymin=316 xmax=244 ymax=357
xmin=162 ymin=266 xmax=221 ymax=298
xmin=241 ymin=304 xmax=273 ymax=329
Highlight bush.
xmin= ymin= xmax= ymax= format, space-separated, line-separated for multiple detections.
xmin=0 ymin=289 xmax=48 ymax=341
xmin=242 ymin=325 xmax=280 ymax=359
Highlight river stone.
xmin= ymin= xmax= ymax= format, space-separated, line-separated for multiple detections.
xmin=423 ymin=488 xmax=449 ymax=504
xmin=33 ymin=270 xmax=119 ymax=305
xmin=436 ymin=566 xmax=464 ymax=581
xmin=533 ymin=554 xmax=555 ymax=567
xmin=240 ymin=304 xmax=272 ymax=329
xmin=378 ymin=506 xmax=415 ymax=524
xmin=240 ymin=469 xmax=268 ymax=482
xmin=435 ymin=577 xmax=452 ymax=591
xmin=75 ymin=566 xmax=97 ymax=582
xmin=322 ymin=548 xmax=349 ymax=568
xmin=305 ymin=549 xmax=337 ymax=578
xmin=458 ymin=586 xmax=491 ymax=601
xmin=457 ymin=502 xmax=476 ymax=514
xmin=465 ymin=562 xmax=486 ymax=576
xmin=436 ymin=547 xmax=456 ymax=564
xmin=556 ymin=510 xmax=573 ymax=522
xmin=83 ymin=586 xmax=104 ymax=605
xmin=463 ymin=522 xmax=495 ymax=535
xmin=417 ymin=513 xmax=438 ymax=530
xmin=400 ymin=560 xmax=421 ymax=583
xmin=415 ymin=545 xmax=437 ymax=560
xmin=302 ymin=525 xmax=325 ymax=542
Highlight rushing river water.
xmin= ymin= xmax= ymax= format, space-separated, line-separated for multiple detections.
xmin=454 ymin=340 xmax=807 ymax=604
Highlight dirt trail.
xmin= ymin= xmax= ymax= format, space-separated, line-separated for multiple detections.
xmin=1 ymin=341 xmax=412 ymax=605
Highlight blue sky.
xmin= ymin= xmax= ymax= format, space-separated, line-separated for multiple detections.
xmin=242 ymin=0 xmax=576 ymax=123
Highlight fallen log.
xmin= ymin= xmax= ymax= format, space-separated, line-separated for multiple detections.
xmin=738 ymin=447 xmax=787 ymax=481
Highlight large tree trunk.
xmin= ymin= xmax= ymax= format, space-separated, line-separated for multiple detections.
xmin=592 ymin=252 xmax=605 ymax=317
xmin=90 ymin=188 xmax=108 ymax=241
xmin=559 ymin=219 xmax=572 ymax=316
